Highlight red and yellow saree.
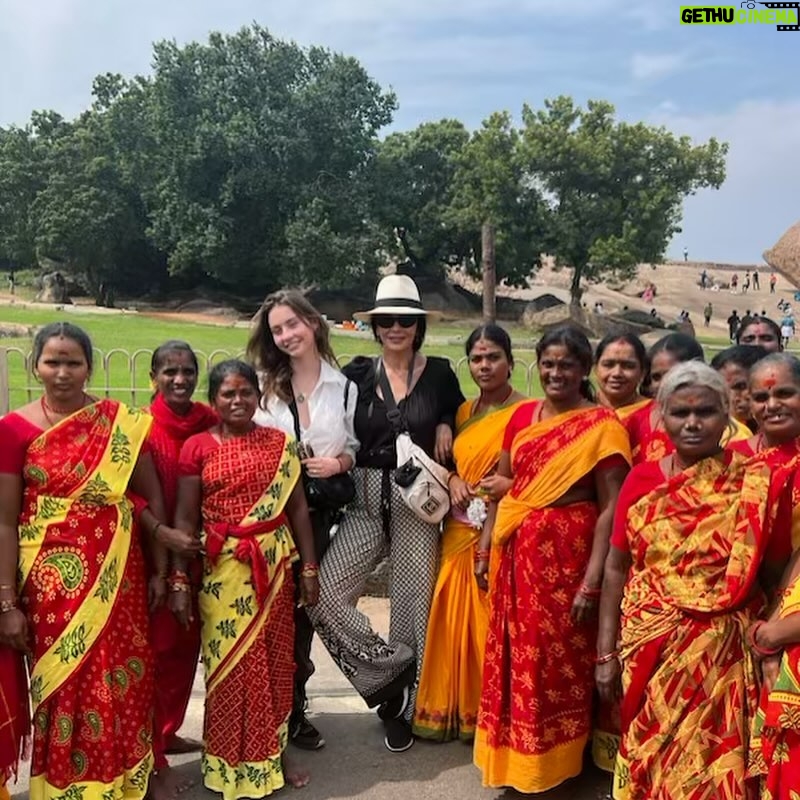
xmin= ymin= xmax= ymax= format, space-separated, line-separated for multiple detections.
xmin=180 ymin=427 xmax=300 ymax=800
xmin=613 ymin=451 xmax=775 ymax=800
xmin=474 ymin=403 xmax=631 ymax=793
xmin=413 ymin=397 xmax=524 ymax=742
xmin=18 ymin=399 xmax=154 ymax=800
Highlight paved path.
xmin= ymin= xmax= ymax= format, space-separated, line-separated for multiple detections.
xmin=10 ymin=598 xmax=611 ymax=799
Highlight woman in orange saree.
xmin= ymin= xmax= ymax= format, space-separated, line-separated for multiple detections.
xmin=473 ymin=327 xmax=630 ymax=794
xmin=413 ymin=324 xmax=525 ymax=742
xmin=0 ymin=322 xmax=189 ymax=800
xmin=173 ymin=360 xmax=320 ymax=800
xmin=596 ymin=362 xmax=791 ymax=800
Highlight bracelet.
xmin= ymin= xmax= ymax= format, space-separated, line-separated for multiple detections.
xmin=0 ymin=598 xmax=17 ymax=614
xmin=595 ymin=651 xmax=619 ymax=665
xmin=446 ymin=471 xmax=459 ymax=486
xmin=579 ymin=584 xmax=602 ymax=599
xmin=169 ymin=583 xmax=191 ymax=593
xmin=300 ymin=562 xmax=320 ymax=578
xmin=335 ymin=456 xmax=347 ymax=474
xmin=749 ymin=621 xmax=782 ymax=657
xmin=0 ymin=583 xmax=15 ymax=590
xmin=474 ymin=549 xmax=491 ymax=562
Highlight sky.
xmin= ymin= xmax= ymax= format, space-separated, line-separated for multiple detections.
xmin=0 ymin=0 xmax=798 ymax=266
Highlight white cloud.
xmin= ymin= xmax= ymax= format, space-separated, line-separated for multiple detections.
xmin=658 ymin=99 xmax=800 ymax=263
xmin=630 ymin=51 xmax=689 ymax=81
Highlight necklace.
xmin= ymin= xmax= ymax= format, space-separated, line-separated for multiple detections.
xmin=41 ymin=393 xmax=87 ymax=427
xmin=474 ymin=385 xmax=514 ymax=416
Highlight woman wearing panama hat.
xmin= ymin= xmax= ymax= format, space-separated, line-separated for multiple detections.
xmin=307 ymin=274 xmax=464 ymax=753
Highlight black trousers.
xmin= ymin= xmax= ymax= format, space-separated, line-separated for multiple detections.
xmin=292 ymin=507 xmax=335 ymax=717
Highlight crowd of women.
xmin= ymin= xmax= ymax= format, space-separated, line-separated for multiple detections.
xmin=2 ymin=272 xmax=800 ymax=800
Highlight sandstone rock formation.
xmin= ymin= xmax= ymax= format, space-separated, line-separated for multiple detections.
xmin=764 ymin=221 xmax=800 ymax=287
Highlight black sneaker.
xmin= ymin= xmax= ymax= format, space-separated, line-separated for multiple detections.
xmin=290 ymin=715 xmax=325 ymax=751
xmin=384 ymin=718 xmax=414 ymax=753
xmin=377 ymin=684 xmax=410 ymax=721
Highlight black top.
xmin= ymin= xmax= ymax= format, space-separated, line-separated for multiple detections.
xmin=343 ymin=355 xmax=464 ymax=469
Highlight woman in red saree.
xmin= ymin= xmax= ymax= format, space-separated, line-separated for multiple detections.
xmin=173 ymin=360 xmax=320 ymax=799
xmin=473 ymin=326 xmax=630 ymax=793
xmin=413 ymin=324 xmax=525 ymax=743
xmin=596 ymin=361 xmax=791 ymax=800
xmin=0 ymin=322 xmax=191 ymax=800
xmin=146 ymin=341 xmax=217 ymax=798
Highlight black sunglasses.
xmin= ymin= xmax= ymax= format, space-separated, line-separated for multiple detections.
xmin=373 ymin=314 xmax=418 ymax=329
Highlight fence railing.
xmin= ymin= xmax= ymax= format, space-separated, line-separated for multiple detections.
xmin=0 ymin=343 xmax=736 ymax=415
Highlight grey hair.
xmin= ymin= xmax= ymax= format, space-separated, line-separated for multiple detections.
xmin=656 ymin=361 xmax=730 ymax=416
xmin=750 ymin=352 xmax=800 ymax=385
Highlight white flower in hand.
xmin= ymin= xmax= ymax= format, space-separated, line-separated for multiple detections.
xmin=466 ymin=497 xmax=488 ymax=530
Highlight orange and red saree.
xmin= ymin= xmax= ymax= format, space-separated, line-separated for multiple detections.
xmin=413 ymin=397 xmax=523 ymax=742
xmin=18 ymin=399 xmax=154 ymax=800
xmin=474 ymin=404 xmax=631 ymax=793
xmin=613 ymin=451 xmax=773 ymax=800
xmin=187 ymin=427 xmax=300 ymax=800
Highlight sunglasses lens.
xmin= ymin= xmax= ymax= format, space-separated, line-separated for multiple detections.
xmin=374 ymin=315 xmax=417 ymax=328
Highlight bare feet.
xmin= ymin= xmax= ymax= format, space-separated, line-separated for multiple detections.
xmin=282 ymin=751 xmax=310 ymax=789
xmin=148 ymin=766 xmax=196 ymax=800
xmin=164 ymin=734 xmax=203 ymax=755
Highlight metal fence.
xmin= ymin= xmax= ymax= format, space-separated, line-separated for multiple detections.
xmin=0 ymin=347 xmax=549 ymax=414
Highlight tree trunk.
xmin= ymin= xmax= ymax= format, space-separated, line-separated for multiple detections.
xmin=481 ymin=222 xmax=496 ymax=323
xmin=570 ymin=264 xmax=584 ymax=308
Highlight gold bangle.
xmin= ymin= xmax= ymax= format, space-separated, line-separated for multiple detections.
xmin=0 ymin=598 xmax=17 ymax=614
xmin=169 ymin=583 xmax=191 ymax=593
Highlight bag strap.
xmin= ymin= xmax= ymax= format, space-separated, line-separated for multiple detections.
xmin=287 ymin=390 xmax=303 ymax=443
xmin=376 ymin=358 xmax=414 ymax=436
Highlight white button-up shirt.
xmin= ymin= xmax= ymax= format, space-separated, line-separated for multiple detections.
xmin=254 ymin=360 xmax=359 ymax=461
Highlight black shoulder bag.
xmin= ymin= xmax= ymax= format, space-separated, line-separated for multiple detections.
xmin=289 ymin=381 xmax=356 ymax=511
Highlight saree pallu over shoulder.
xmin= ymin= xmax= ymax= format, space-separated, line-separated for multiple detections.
xmin=19 ymin=400 xmax=155 ymax=800
xmin=493 ymin=404 xmax=631 ymax=547
xmin=197 ymin=428 xmax=300 ymax=800
xmin=615 ymin=451 xmax=771 ymax=800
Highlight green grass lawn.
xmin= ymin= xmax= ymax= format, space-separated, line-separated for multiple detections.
xmin=0 ymin=305 xmax=738 ymax=413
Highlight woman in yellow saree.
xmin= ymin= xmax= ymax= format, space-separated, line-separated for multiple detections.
xmin=473 ymin=326 xmax=631 ymax=794
xmin=173 ymin=360 xmax=320 ymax=800
xmin=0 ymin=322 xmax=191 ymax=800
xmin=413 ymin=324 xmax=525 ymax=742
xmin=596 ymin=362 xmax=791 ymax=800
xmin=594 ymin=332 xmax=649 ymax=422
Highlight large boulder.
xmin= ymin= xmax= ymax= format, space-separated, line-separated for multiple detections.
xmin=34 ymin=272 xmax=72 ymax=304
xmin=764 ymin=221 xmax=800 ymax=287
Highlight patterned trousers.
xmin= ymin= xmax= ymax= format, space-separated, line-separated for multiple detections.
xmin=307 ymin=467 xmax=440 ymax=721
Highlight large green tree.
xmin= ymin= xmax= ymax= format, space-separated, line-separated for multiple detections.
xmin=521 ymin=96 xmax=728 ymax=305
xmin=139 ymin=25 xmax=396 ymax=290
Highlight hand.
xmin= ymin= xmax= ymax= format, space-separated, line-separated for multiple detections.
xmin=571 ymin=590 xmax=598 ymax=623
xmin=148 ymin=575 xmax=167 ymax=612
xmin=448 ymin=475 xmax=474 ymax=509
xmin=298 ymin=575 xmax=320 ymax=608
xmin=156 ymin=526 xmax=202 ymax=556
xmin=762 ymin=653 xmax=782 ymax=693
xmin=302 ymin=457 xmax=341 ymax=479
xmin=474 ymin=559 xmax=489 ymax=592
xmin=478 ymin=474 xmax=513 ymax=502
xmin=169 ymin=591 xmax=194 ymax=629
xmin=0 ymin=608 xmax=30 ymax=653
xmin=434 ymin=424 xmax=453 ymax=464
xmin=595 ymin=658 xmax=622 ymax=704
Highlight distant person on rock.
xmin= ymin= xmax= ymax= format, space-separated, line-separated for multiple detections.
xmin=731 ymin=274 xmax=739 ymax=293
xmin=781 ymin=314 xmax=795 ymax=348
xmin=752 ymin=270 xmax=760 ymax=291
xmin=770 ymin=273 xmax=777 ymax=294
xmin=703 ymin=303 xmax=713 ymax=327
xmin=743 ymin=272 xmax=751 ymax=294
xmin=700 ymin=270 xmax=708 ymax=289
xmin=727 ymin=310 xmax=741 ymax=342
xmin=683 ymin=246 xmax=689 ymax=262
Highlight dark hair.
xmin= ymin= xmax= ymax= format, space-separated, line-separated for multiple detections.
xmin=648 ymin=332 xmax=705 ymax=364
xmin=594 ymin=331 xmax=647 ymax=370
xmin=736 ymin=316 xmax=782 ymax=346
xmin=751 ymin=352 xmax=800 ymax=385
xmin=371 ymin=316 xmax=427 ymax=352
xmin=465 ymin=323 xmax=514 ymax=366
xmin=710 ymin=344 xmax=768 ymax=372
xmin=246 ymin=290 xmax=337 ymax=405
xmin=536 ymin=325 xmax=595 ymax=401
xmin=207 ymin=359 xmax=260 ymax=403
xmin=32 ymin=322 xmax=93 ymax=374
xmin=150 ymin=340 xmax=199 ymax=374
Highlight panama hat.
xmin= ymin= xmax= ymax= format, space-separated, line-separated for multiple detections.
xmin=357 ymin=275 xmax=427 ymax=318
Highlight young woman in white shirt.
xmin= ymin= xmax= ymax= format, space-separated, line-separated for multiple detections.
xmin=247 ymin=290 xmax=358 ymax=753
